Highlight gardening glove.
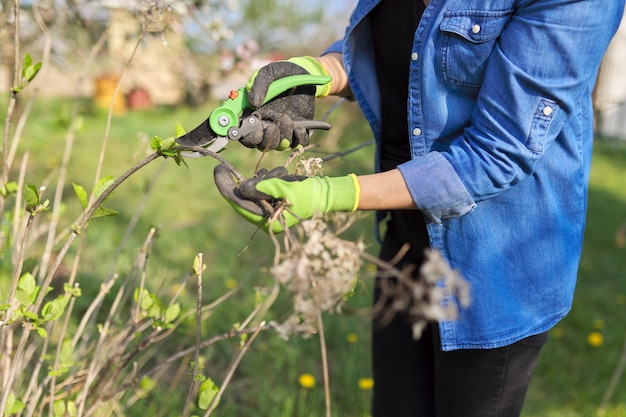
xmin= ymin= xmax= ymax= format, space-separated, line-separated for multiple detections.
xmin=215 ymin=164 xmax=359 ymax=234
xmin=239 ymin=56 xmax=332 ymax=151
xmin=245 ymin=174 xmax=359 ymax=233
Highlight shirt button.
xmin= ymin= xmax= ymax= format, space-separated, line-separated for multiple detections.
xmin=411 ymin=52 xmax=419 ymax=61
xmin=542 ymin=106 xmax=553 ymax=116
xmin=413 ymin=127 xmax=422 ymax=136
xmin=472 ymin=24 xmax=481 ymax=34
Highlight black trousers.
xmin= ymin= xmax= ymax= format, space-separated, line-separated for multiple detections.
xmin=372 ymin=211 xmax=548 ymax=417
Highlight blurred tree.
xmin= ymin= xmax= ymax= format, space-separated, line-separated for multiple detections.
xmin=237 ymin=0 xmax=325 ymax=52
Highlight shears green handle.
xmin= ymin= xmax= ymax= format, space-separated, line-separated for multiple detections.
xmin=208 ymin=74 xmax=332 ymax=137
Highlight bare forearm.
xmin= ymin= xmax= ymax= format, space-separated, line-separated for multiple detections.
xmin=356 ymin=169 xmax=417 ymax=210
xmin=317 ymin=53 xmax=352 ymax=97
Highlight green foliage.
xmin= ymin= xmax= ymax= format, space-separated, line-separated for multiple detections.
xmin=150 ymin=123 xmax=188 ymax=167
xmin=51 ymin=400 xmax=77 ymax=417
xmin=12 ymin=53 xmax=42 ymax=94
xmin=72 ymin=178 xmax=119 ymax=223
xmin=0 ymin=181 xmax=18 ymax=198
xmin=23 ymin=184 xmax=49 ymax=214
xmin=4 ymin=393 xmax=25 ymax=417
xmin=197 ymin=378 xmax=220 ymax=411
xmin=134 ymin=287 xmax=181 ymax=329
xmin=9 ymin=274 xmax=81 ymax=339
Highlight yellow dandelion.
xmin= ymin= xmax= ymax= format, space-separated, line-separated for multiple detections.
xmin=347 ymin=333 xmax=358 ymax=344
xmin=358 ymin=378 xmax=374 ymax=391
xmin=224 ymin=278 xmax=237 ymax=289
xmin=587 ymin=331 xmax=603 ymax=347
xmin=298 ymin=373 xmax=316 ymax=389
xmin=617 ymin=295 xmax=626 ymax=306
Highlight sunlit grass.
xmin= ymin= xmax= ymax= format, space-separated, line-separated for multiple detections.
xmin=3 ymin=94 xmax=625 ymax=416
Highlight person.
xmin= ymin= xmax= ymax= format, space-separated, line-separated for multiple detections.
xmin=215 ymin=1 xmax=625 ymax=416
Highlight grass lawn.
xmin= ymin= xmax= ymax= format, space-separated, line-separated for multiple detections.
xmin=522 ymin=139 xmax=626 ymax=417
xmin=2 ymin=94 xmax=625 ymax=416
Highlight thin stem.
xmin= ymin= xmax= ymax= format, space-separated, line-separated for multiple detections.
xmin=90 ymin=28 xmax=145 ymax=198
xmin=34 ymin=151 xmax=161 ymax=314
xmin=1 ymin=0 xmax=21 ymax=198
xmin=182 ymin=253 xmax=204 ymax=417
xmin=317 ymin=314 xmax=332 ymax=417
xmin=38 ymin=29 xmax=108 ymax=282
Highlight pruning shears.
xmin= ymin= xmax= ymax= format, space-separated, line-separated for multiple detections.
xmin=176 ymin=74 xmax=333 ymax=156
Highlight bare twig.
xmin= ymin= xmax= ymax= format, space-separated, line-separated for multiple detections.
xmin=182 ymin=253 xmax=205 ymax=417
xmin=317 ymin=313 xmax=332 ymax=417
xmin=38 ymin=29 xmax=108 ymax=282
xmin=0 ymin=0 xmax=21 ymax=220
xmin=173 ymin=145 xmax=243 ymax=180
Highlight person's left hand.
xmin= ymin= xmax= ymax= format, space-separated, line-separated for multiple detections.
xmin=239 ymin=56 xmax=332 ymax=151
xmin=214 ymin=164 xmax=359 ymax=233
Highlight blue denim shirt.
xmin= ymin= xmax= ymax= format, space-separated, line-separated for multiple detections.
xmin=326 ymin=0 xmax=625 ymax=350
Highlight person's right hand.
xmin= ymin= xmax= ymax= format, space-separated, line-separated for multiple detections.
xmin=239 ymin=56 xmax=332 ymax=151
xmin=214 ymin=162 xmax=359 ymax=234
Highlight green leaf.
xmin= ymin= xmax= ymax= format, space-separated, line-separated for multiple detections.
xmin=59 ymin=339 xmax=73 ymax=366
xmin=36 ymin=327 xmax=48 ymax=338
xmin=24 ymin=62 xmax=42 ymax=83
xmin=146 ymin=294 xmax=162 ymax=318
xmin=53 ymin=400 xmax=66 ymax=417
xmin=140 ymin=376 xmax=157 ymax=393
xmin=67 ymin=401 xmax=77 ymax=417
xmin=22 ymin=53 xmax=33 ymax=74
xmin=23 ymin=184 xmax=40 ymax=213
xmin=193 ymin=254 xmax=206 ymax=275
xmin=175 ymin=123 xmax=186 ymax=138
xmin=0 ymin=304 xmax=11 ymax=311
xmin=0 ymin=181 xmax=18 ymax=197
xmin=164 ymin=303 xmax=180 ymax=324
xmin=5 ymin=392 xmax=26 ymax=417
xmin=72 ymin=183 xmax=88 ymax=209
xmin=151 ymin=136 xmax=162 ymax=151
xmin=94 ymin=176 xmax=114 ymax=201
xmin=92 ymin=207 xmax=118 ymax=219
xmin=16 ymin=273 xmax=37 ymax=307
xmin=161 ymin=136 xmax=175 ymax=150
xmin=42 ymin=295 xmax=70 ymax=322
xmin=21 ymin=310 xmax=39 ymax=321
xmin=198 ymin=378 xmax=219 ymax=410
xmin=64 ymin=282 xmax=82 ymax=297
xmin=134 ymin=288 xmax=153 ymax=311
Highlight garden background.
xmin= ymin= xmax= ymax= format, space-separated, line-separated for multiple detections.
xmin=0 ymin=1 xmax=625 ymax=416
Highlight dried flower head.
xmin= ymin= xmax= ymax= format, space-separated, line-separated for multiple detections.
xmin=271 ymin=215 xmax=364 ymax=339
xmin=375 ymin=248 xmax=470 ymax=340
xmin=295 ymin=157 xmax=324 ymax=177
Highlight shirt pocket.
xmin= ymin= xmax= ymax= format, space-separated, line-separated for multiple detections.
xmin=439 ymin=10 xmax=513 ymax=89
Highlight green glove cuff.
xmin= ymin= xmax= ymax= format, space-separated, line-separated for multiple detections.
xmin=245 ymin=56 xmax=332 ymax=98
xmin=324 ymin=174 xmax=360 ymax=212
xmin=285 ymin=56 xmax=332 ymax=98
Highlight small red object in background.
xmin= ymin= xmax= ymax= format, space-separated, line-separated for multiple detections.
xmin=228 ymin=90 xmax=239 ymax=100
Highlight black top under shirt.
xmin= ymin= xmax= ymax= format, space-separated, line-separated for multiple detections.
xmin=370 ymin=0 xmax=425 ymax=172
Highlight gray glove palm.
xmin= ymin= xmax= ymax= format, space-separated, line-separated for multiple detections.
xmin=240 ymin=56 xmax=331 ymax=151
